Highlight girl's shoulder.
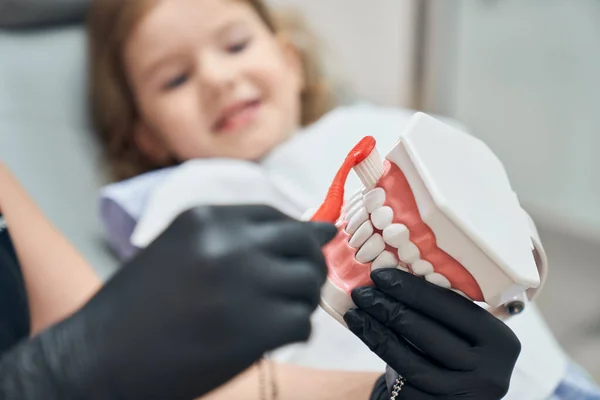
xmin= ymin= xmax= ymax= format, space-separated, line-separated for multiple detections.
xmin=308 ymin=102 xmax=418 ymax=132
xmin=99 ymin=167 xmax=176 ymax=260
xmin=98 ymin=159 xmax=309 ymax=259
xmin=298 ymin=102 xmax=469 ymax=152
xmin=128 ymin=159 xmax=308 ymax=249
xmin=312 ymin=102 xmax=468 ymax=133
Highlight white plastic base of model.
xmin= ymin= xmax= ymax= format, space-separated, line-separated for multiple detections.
xmin=387 ymin=112 xmax=540 ymax=307
xmin=320 ymin=279 xmax=355 ymax=327
xmin=302 ymin=207 xmax=359 ymax=327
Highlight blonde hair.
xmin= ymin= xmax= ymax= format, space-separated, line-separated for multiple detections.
xmin=87 ymin=0 xmax=335 ymax=181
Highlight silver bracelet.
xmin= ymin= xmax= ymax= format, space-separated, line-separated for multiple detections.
xmin=390 ymin=375 xmax=405 ymax=400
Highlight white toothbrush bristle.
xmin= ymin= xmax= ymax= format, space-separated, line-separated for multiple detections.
xmin=354 ymin=148 xmax=385 ymax=189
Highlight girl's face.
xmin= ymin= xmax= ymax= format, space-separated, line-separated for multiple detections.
xmin=124 ymin=0 xmax=303 ymax=164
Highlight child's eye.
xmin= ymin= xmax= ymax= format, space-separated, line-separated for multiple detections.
xmin=228 ymin=38 xmax=251 ymax=54
xmin=164 ymin=73 xmax=189 ymax=90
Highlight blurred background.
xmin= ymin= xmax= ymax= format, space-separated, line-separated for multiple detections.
xmin=1 ymin=0 xmax=599 ymax=379
xmin=270 ymin=0 xmax=600 ymax=378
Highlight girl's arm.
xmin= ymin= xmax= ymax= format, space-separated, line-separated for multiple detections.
xmin=0 ymin=163 xmax=102 ymax=335
xmin=202 ymin=362 xmax=381 ymax=400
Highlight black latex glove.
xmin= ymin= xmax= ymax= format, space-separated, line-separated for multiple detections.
xmin=346 ymin=269 xmax=521 ymax=400
xmin=0 ymin=205 xmax=336 ymax=400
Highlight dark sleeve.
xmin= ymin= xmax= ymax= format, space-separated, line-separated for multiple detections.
xmin=0 ymin=215 xmax=30 ymax=357
xmin=0 ymin=334 xmax=72 ymax=400
xmin=369 ymin=374 xmax=389 ymax=400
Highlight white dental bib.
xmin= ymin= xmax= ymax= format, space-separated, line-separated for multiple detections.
xmin=125 ymin=103 xmax=566 ymax=399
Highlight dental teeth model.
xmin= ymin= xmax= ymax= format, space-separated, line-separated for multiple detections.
xmin=309 ymin=112 xmax=548 ymax=326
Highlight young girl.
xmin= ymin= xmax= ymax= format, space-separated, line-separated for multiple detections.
xmin=86 ymin=0 xmax=600 ymax=399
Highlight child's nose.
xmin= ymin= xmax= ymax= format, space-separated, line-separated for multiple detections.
xmin=198 ymin=55 xmax=236 ymax=89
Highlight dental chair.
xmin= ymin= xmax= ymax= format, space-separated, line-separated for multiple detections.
xmin=0 ymin=3 xmax=118 ymax=278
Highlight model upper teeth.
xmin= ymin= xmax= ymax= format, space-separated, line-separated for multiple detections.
xmin=345 ymin=200 xmax=364 ymax=220
xmin=356 ymin=233 xmax=386 ymax=263
xmin=349 ymin=221 xmax=374 ymax=248
xmin=346 ymin=208 xmax=369 ymax=234
xmin=371 ymin=206 xmax=394 ymax=230
xmin=345 ymin=188 xmax=459 ymax=289
xmin=343 ymin=190 xmax=364 ymax=217
xmin=364 ymin=188 xmax=386 ymax=213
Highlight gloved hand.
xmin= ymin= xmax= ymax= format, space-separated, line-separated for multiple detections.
xmin=346 ymin=269 xmax=521 ymax=400
xmin=0 ymin=205 xmax=336 ymax=400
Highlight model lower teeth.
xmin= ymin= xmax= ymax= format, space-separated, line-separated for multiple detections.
xmin=345 ymin=187 xmax=457 ymax=290
xmin=382 ymin=224 xmax=410 ymax=248
xmin=371 ymin=250 xmax=398 ymax=271
xmin=371 ymin=206 xmax=393 ymax=230
xmin=426 ymin=273 xmax=452 ymax=289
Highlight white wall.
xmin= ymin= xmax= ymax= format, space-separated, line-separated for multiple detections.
xmin=419 ymin=2 xmax=600 ymax=378
xmin=422 ymin=0 xmax=600 ymax=238
xmin=266 ymin=0 xmax=418 ymax=107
